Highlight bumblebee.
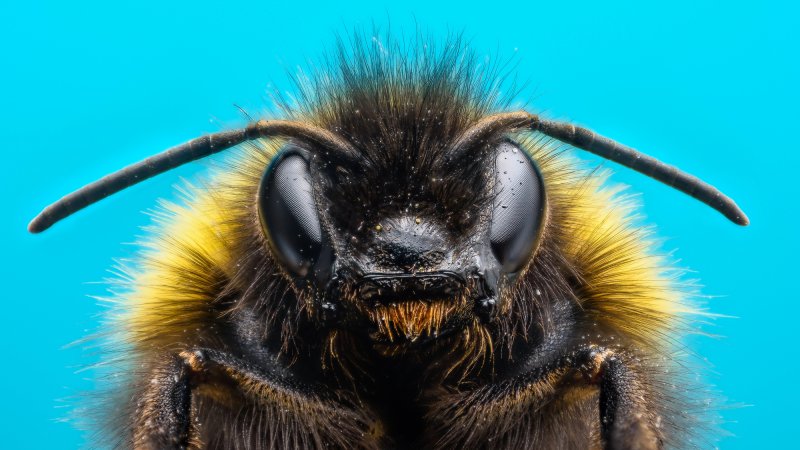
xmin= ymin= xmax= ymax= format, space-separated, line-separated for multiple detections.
xmin=30 ymin=35 xmax=747 ymax=449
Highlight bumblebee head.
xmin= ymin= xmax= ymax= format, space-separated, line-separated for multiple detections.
xmin=259 ymin=135 xmax=545 ymax=346
xmin=29 ymin=38 xmax=748 ymax=365
xmin=28 ymin=108 xmax=747 ymax=361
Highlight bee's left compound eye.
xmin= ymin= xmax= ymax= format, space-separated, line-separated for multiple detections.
xmin=489 ymin=141 xmax=546 ymax=274
xmin=258 ymin=146 xmax=324 ymax=277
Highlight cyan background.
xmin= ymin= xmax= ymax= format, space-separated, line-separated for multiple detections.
xmin=2 ymin=1 xmax=796 ymax=448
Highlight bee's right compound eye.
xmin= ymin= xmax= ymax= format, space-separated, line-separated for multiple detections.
xmin=258 ymin=146 xmax=324 ymax=277
xmin=489 ymin=141 xmax=547 ymax=274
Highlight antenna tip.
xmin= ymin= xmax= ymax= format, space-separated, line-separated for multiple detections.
xmin=28 ymin=214 xmax=50 ymax=234
xmin=725 ymin=205 xmax=750 ymax=226
xmin=734 ymin=213 xmax=750 ymax=226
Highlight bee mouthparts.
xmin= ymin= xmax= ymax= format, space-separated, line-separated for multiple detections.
xmin=356 ymin=271 xmax=465 ymax=304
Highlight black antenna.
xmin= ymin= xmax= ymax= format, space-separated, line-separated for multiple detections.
xmin=28 ymin=120 xmax=357 ymax=233
xmin=30 ymin=111 xmax=749 ymax=233
xmin=451 ymin=111 xmax=749 ymax=226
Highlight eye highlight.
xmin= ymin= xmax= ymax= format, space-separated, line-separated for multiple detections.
xmin=258 ymin=146 xmax=324 ymax=277
xmin=489 ymin=141 xmax=546 ymax=274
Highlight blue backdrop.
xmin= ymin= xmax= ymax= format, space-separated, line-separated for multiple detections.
xmin=3 ymin=1 xmax=796 ymax=448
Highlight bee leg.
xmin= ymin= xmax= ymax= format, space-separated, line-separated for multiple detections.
xmin=133 ymin=353 xmax=194 ymax=450
xmin=427 ymin=345 xmax=662 ymax=449
xmin=133 ymin=348 xmax=336 ymax=450
xmin=577 ymin=347 xmax=662 ymax=450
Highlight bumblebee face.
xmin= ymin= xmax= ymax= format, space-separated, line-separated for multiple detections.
xmin=258 ymin=139 xmax=546 ymax=346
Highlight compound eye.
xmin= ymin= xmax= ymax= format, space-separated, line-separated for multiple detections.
xmin=489 ymin=141 xmax=546 ymax=274
xmin=258 ymin=146 xmax=323 ymax=277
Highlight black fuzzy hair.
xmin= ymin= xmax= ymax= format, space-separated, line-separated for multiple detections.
xmin=273 ymin=30 xmax=523 ymax=237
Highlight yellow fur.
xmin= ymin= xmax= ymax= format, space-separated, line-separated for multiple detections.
xmin=526 ymin=136 xmax=694 ymax=350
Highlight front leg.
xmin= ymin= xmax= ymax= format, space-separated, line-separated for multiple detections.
xmin=596 ymin=351 xmax=661 ymax=450
xmin=134 ymin=352 xmax=194 ymax=449
xmin=425 ymin=346 xmax=663 ymax=450
xmin=133 ymin=348 xmax=382 ymax=450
